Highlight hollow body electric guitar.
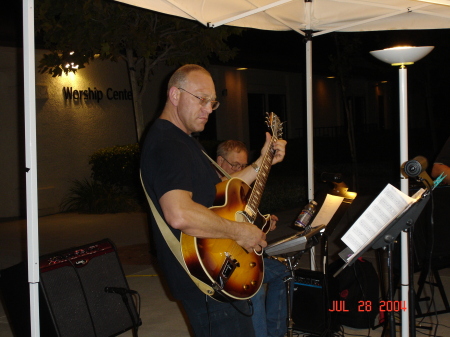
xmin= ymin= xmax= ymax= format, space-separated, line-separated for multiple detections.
xmin=180 ymin=112 xmax=284 ymax=301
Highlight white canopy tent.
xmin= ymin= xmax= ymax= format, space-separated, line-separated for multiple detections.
xmin=22 ymin=0 xmax=450 ymax=336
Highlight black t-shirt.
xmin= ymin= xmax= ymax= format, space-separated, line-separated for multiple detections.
xmin=435 ymin=137 xmax=450 ymax=167
xmin=140 ymin=119 xmax=220 ymax=299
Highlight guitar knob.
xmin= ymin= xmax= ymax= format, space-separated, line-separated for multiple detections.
xmin=243 ymin=285 xmax=249 ymax=290
xmin=249 ymin=262 xmax=256 ymax=267
xmin=251 ymin=280 xmax=257 ymax=286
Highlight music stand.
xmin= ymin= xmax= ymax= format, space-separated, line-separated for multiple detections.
xmin=335 ymin=189 xmax=431 ymax=337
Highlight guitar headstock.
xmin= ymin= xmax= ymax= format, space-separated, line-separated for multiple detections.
xmin=265 ymin=112 xmax=284 ymax=140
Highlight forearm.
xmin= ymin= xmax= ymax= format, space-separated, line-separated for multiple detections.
xmin=159 ymin=190 xmax=262 ymax=246
xmin=231 ymin=136 xmax=286 ymax=185
xmin=229 ymin=156 xmax=262 ymax=185
xmin=169 ymin=199 xmax=243 ymax=240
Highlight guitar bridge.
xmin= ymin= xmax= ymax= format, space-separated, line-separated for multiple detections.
xmin=216 ymin=253 xmax=240 ymax=289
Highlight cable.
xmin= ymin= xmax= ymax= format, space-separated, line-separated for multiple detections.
xmin=211 ymin=289 xmax=254 ymax=317
xmin=104 ymin=287 xmax=141 ymax=336
xmin=67 ymin=258 xmax=98 ymax=337
xmin=204 ymin=292 xmax=254 ymax=337
xmin=205 ymin=295 xmax=212 ymax=337
xmin=351 ymin=263 xmax=371 ymax=337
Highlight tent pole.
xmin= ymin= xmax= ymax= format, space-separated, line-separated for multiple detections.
xmin=305 ymin=0 xmax=315 ymax=270
xmin=306 ymin=39 xmax=317 ymax=270
xmin=306 ymin=40 xmax=314 ymax=204
xmin=23 ymin=0 xmax=40 ymax=336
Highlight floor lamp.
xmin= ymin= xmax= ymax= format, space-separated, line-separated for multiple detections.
xmin=370 ymin=46 xmax=434 ymax=337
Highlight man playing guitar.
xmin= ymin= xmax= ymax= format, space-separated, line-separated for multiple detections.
xmin=140 ymin=64 xmax=286 ymax=337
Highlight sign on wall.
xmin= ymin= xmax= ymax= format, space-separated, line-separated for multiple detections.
xmin=63 ymin=87 xmax=132 ymax=102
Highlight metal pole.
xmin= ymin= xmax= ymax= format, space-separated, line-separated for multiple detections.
xmin=388 ymin=243 xmax=396 ymax=337
xmin=23 ymin=0 xmax=40 ymax=335
xmin=305 ymin=0 xmax=315 ymax=270
xmin=399 ymin=66 xmax=410 ymax=337
xmin=305 ymin=9 xmax=314 ymax=203
xmin=285 ymin=257 xmax=295 ymax=337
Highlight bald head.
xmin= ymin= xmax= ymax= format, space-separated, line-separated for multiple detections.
xmin=167 ymin=64 xmax=212 ymax=93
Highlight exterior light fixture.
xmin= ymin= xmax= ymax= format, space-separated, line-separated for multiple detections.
xmin=64 ymin=62 xmax=79 ymax=70
xmin=370 ymin=45 xmax=433 ymax=337
xmin=236 ymin=67 xmax=248 ymax=70
xmin=370 ymin=46 xmax=434 ymax=66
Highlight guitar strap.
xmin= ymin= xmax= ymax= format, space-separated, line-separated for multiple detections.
xmin=202 ymin=150 xmax=232 ymax=180
xmin=139 ymin=172 xmax=215 ymax=297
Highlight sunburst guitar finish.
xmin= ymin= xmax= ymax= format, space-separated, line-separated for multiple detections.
xmin=181 ymin=178 xmax=269 ymax=301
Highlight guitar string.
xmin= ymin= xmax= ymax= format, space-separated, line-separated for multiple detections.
xmin=247 ymin=135 xmax=277 ymax=218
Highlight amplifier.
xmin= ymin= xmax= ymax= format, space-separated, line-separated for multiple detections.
xmin=292 ymin=268 xmax=339 ymax=335
xmin=1 ymin=239 xmax=141 ymax=337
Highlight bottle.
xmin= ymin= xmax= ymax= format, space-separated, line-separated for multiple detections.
xmin=294 ymin=200 xmax=317 ymax=229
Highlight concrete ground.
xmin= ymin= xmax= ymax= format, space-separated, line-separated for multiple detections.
xmin=1 ymin=210 xmax=450 ymax=337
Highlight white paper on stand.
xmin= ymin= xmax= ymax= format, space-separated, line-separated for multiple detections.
xmin=341 ymin=183 xmax=423 ymax=253
xmin=310 ymin=194 xmax=344 ymax=229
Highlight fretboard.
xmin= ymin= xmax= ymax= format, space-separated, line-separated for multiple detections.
xmin=244 ymin=137 xmax=277 ymax=222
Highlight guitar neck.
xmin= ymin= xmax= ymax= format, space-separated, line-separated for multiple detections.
xmin=245 ymin=137 xmax=277 ymax=221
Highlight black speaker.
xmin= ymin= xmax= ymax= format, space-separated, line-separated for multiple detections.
xmin=292 ymin=268 xmax=339 ymax=335
xmin=0 ymin=239 xmax=141 ymax=337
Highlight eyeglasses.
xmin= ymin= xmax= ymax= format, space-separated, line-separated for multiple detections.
xmin=178 ymin=87 xmax=220 ymax=110
xmin=221 ymin=156 xmax=248 ymax=171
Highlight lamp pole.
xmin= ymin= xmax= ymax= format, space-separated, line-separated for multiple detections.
xmin=399 ymin=63 xmax=410 ymax=337
xmin=370 ymin=46 xmax=433 ymax=337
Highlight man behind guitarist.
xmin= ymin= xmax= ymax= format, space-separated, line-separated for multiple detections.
xmin=216 ymin=140 xmax=291 ymax=337
xmin=140 ymin=64 xmax=287 ymax=337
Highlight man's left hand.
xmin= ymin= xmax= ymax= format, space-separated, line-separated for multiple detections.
xmin=261 ymin=132 xmax=287 ymax=165
xmin=269 ymin=214 xmax=278 ymax=231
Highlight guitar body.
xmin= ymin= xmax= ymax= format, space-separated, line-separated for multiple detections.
xmin=180 ymin=178 xmax=269 ymax=301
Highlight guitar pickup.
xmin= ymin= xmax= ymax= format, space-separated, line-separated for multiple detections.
xmin=216 ymin=255 xmax=240 ymax=288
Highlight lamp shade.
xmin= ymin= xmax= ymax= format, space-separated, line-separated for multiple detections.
xmin=370 ymin=46 xmax=434 ymax=65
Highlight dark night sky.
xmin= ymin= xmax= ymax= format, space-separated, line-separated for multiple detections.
xmin=223 ymin=28 xmax=450 ymax=77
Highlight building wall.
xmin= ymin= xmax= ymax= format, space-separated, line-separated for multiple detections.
xmin=0 ymin=46 xmax=23 ymax=218
xmin=212 ymin=67 xmax=249 ymax=143
xmin=34 ymin=50 xmax=140 ymax=215
xmin=246 ymin=68 xmax=303 ymax=140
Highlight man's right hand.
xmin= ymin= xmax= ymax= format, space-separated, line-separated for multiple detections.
xmin=235 ymin=222 xmax=267 ymax=253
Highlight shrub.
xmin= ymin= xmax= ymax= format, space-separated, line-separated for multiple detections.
xmin=89 ymin=143 xmax=141 ymax=192
xmin=60 ymin=178 xmax=141 ymax=213
xmin=61 ymin=144 xmax=144 ymax=213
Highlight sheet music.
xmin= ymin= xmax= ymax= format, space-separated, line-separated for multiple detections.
xmin=341 ymin=183 xmax=418 ymax=253
xmin=310 ymin=194 xmax=344 ymax=228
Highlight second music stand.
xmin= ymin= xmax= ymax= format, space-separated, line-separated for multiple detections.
xmin=335 ymin=189 xmax=431 ymax=336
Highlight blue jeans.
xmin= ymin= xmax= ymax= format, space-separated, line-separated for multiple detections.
xmin=180 ymin=294 xmax=255 ymax=337
xmin=251 ymin=258 xmax=292 ymax=337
